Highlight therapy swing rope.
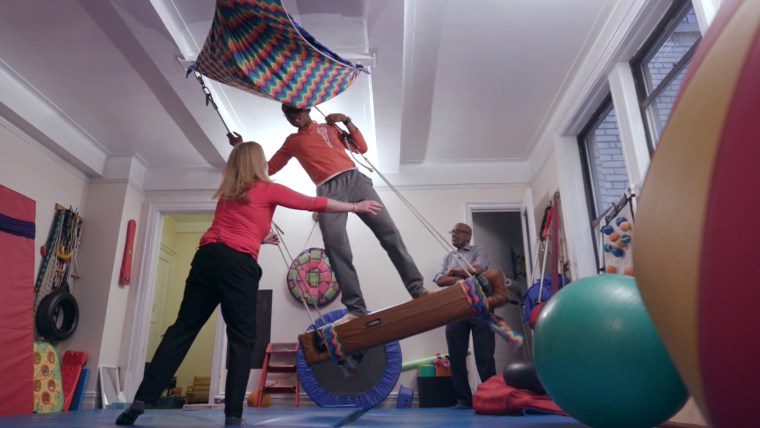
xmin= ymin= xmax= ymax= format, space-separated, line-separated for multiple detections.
xmin=270 ymin=221 xmax=327 ymax=326
xmin=187 ymin=67 xmax=232 ymax=134
xmin=313 ymin=113 xmax=523 ymax=347
xmin=312 ymin=106 xmax=480 ymax=278
xmin=185 ymin=76 xmax=336 ymax=332
xmin=188 ymin=77 xmax=485 ymax=329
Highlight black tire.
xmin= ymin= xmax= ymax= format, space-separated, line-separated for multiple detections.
xmin=36 ymin=289 xmax=79 ymax=342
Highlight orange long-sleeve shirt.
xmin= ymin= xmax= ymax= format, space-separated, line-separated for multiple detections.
xmin=267 ymin=121 xmax=368 ymax=186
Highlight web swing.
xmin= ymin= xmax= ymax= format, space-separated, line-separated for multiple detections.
xmin=188 ymin=0 xmax=367 ymax=112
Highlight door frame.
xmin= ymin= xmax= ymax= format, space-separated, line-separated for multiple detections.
xmin=123 ymin=200 xmax=227 ymax=402
xmin=464 ymin=201 xmax=530 ymax=385
xmin=145 ymin=244 xmax=176 ymax=359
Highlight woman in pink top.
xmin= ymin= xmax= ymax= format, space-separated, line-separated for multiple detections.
xmin=117 ymin=142 xmax=381 ymax=426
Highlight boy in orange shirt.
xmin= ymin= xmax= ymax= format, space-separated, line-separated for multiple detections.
xmin=230 ymin=104 xmax=430 ymax=322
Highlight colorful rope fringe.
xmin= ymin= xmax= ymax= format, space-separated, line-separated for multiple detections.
xmin=319 ymin=323 xmax=345 ymax=362
xmin=319 ymin=318 xmax=365 ymax=372
xmin=193 ymin=0 xmax=366 ymax=108
xmin=459 ymin=276 xmax=524 ymax=348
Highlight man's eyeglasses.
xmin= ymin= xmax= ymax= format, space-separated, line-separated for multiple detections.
xmin=449 ymin=229 xmax=470 ymax=235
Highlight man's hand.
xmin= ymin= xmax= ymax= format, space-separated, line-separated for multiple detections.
xmin=262 ymin=231 xmax=280 ymax=245
xmin=325 ymin=113 xmax=349 ymax=125
xmin=445 ymin=267 xmax=469 ymax=279
xmin=227 ymin=132 xmax=243 ymax=147
xmin=445 ymin=264 xmax=483 ymax=278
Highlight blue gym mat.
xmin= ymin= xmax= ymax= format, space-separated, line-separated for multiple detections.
xmin=352 ymin=408 xmax=585 ymax=427
xmin=0 ymin=407 xmax=588 ymax=427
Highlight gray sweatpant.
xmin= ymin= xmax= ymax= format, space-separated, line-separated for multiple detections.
xmin=317 ymin=169 xmax=425 ymax=316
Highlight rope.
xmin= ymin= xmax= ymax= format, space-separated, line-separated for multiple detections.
xmin=488 ymin=316 xmax=525 ymax=347
xmin=459 ymin=276 xmax=490 ymax=317
xmin=33 ymin=205 xmax=83 ymax=339
xmin=550 ymin=193 xmax=560 ymax=295
xmin=186 ymin=66 xmax=231 ymax=134
xmin=279 ymin=220 xmax=324 ymax=316
xmin=317 ymin=321 xmax=365 ymax=372
xmin=311 ymin=107 xmax=479 ymax=279
xmin=270 ymin=220 xmax=333 ymax=354
xmin=35 ymin=206 xmax=82 ymax=296
xmin=459 ymin=276 xmax=524 ymax=348
xmin=35 ymin=209 xmax=64 ymax=294
xmin=319 ymin=323 xmax=345 ymax=361
xmin=536 ymin=209 xmax=551 ymax=303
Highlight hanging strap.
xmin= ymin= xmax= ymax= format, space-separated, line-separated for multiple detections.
xmin=186 ymin=65 xmax=231 ymax=134
xmin=535 ymin=205 xmax=553 ymax=303
xmin=550 ymin=193 xmax=561 ymax=295
xmin=0 ymin=213 xmax=35 ymax=239
xmin=539 ymin=203 xmax=553 ymax=240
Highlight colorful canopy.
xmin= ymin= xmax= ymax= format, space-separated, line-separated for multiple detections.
xmin=193 ymin=0 xmax=366 ymax=108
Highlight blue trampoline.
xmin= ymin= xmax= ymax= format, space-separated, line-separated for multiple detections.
xmin=297 ymin=309 xmax=401 ymax=409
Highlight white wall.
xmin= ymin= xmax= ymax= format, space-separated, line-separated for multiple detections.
xmin=123 ymin=185 xmax=526 ymax=402
xmin=0 ymin=122 xmax=89 ymax=272
xmin=1 ymin=120 xmax=152 ymax=406
xmin=250 ymin=184 xmax=529 ymax=393
xmin=530 ymin=152 xmax=559 ymax=234
xmin=100 ymin=183 xmax=146 ymax=363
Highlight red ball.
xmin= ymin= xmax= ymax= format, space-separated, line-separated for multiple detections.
xmin=634 ymin=2 xmax=760 ymax=426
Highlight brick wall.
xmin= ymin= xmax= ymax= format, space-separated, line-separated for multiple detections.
xmin=588 ymin=109 xmax=628 ymax=215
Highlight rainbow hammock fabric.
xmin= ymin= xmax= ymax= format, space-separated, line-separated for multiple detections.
xmin=193 ymin=0 xmax=366 ymax=109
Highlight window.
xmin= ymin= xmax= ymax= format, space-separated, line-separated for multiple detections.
xmin=632 ymin=0 xmax=701 ymax=153
xmin=578 ymin=96 xmax=630 ymax=267
xmin=578 ymin=96 xmax=629 ymax=220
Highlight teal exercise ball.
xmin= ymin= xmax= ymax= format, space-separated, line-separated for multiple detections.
xmin=533 ymin=274 xmax=687 ymax=428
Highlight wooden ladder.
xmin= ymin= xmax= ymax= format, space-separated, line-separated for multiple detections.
xmin=255 ymin=342 xmax=299 ymax=407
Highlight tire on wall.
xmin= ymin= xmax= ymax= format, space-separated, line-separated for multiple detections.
xmin=36 ymin=289 xmax=79 ymax=342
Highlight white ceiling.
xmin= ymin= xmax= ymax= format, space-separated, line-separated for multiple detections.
xmin=0 ymin=0 xmax=616 ymax=193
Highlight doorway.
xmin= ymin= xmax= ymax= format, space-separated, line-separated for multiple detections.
xmin=470 ymin=210 xmax=532 ymax=368
xmin=123 ymin=201 xmax=227 ymax=403
xmin=144 ymin=213 xmax=216 ymax=404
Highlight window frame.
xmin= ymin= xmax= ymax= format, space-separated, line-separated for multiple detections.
xmin=577 ymin=94 xmax=618 ymax=268
xmin=630 ymin=0 xmax=701 ymax=155
xmin=577 ymin=94 xmax=617 ymax=223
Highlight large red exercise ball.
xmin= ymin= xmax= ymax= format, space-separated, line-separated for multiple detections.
xmin=633 ymin=1 xmax=760 ymax=427
xmin=532 ymin=274 xmax=687 ymax=428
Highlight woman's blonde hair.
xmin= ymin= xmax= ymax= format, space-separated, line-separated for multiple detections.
xmin=214 ymin=141 xmax=271 ymax=202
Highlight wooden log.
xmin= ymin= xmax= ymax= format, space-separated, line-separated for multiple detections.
xmin=298 ymin=268 xmax=509 ymax=366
